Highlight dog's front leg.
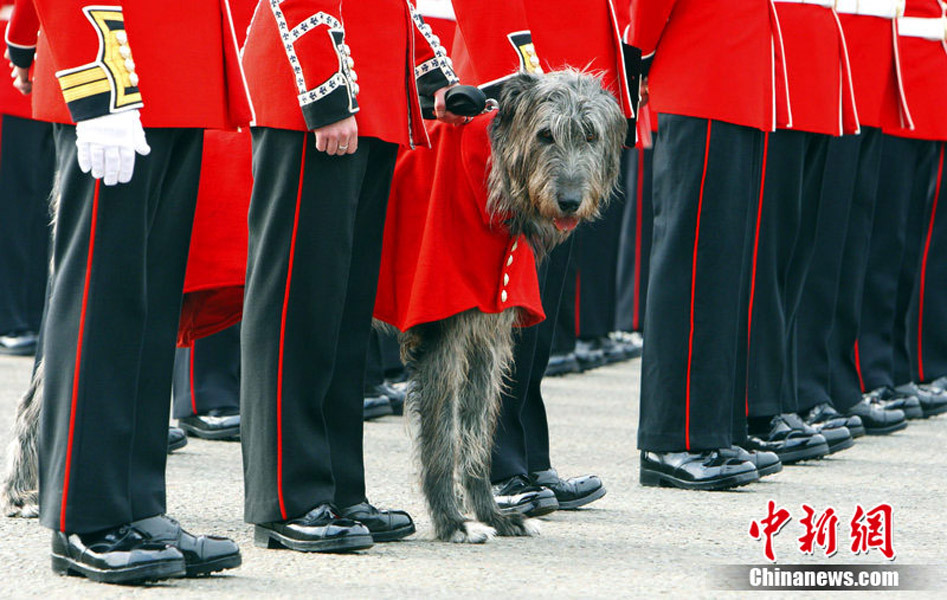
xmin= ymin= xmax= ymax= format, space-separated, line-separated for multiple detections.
xmin=407 ymin=320 xmax=494 ymax=543
xmin=457 ymin=313 xmax=538 ymax=538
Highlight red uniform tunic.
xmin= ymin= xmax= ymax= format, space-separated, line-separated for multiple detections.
xmin=836 ymin=1 xmax=913 ymax=130
xmin=0 ymin=1 xmax=31 ymax=119
xmin=242 ymin=0 xmax=457 ymax=146
xmin=628 ymin=0 xmax=791 ymax=131
xmin=889 ymin=0 xmax=947 ymax=140
xmin=6 ymin=0 xmax=251 ymax=129
xmin=772 ymin=1 xmax=859 ymax=135
xmin=177 ymin=0 xmax=258 ymax=346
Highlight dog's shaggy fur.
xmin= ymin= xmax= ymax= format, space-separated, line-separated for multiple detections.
xmin=399 ymin=70 xmax=626 ymax=542
xmin=0 ymin=70 xmax=627 ymax=539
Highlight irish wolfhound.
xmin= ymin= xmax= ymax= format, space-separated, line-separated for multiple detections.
xmin=397 ymin=69 xmax=625 ymax=543
xmin=1 ymin=71 xmax=627 ymax=541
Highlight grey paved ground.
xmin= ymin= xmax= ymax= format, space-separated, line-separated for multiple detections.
xmin=0 ymin=352 xmax=945 ymax=599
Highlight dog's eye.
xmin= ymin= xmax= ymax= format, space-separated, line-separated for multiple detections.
xmin=537 ymin=129 xmax=555 ymax=144
xmin=586 ymin=132 xmax=598 ymax=143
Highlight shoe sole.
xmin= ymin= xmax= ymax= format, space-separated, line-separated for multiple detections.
xmin=758 ymin=462 xmax=783 ymax=478
xmin=922 ymin=403 xmax=947 ymax=418
xmin=499 ymin=495 xmax=560 ymax=518
xmin=185 ymin=552 xmax=242 ymax=577
xmin=254 ymin=526 xmax=374 ymax=553
xmin=779 ymin=441 xmax=830 ymax=464
xmin=52 ymin=553 xmax=186 ymax=584
xmin=179 ymin=423 xmax=240 ymax=441
xmin=167 ymin=437 xmax=188 ymax=453
xmin=363 ymin=405 xmax=394 ymax=421
xmin=865 ymin=420 xmax=908 ymax=435
xmin=638 ymin=468 xmax=759 ymax=491
xmin=370 ymin=522 xmax=416 ymax=543
xmin=826 ymin=435 xmax=855 ymax=454
xmin=848 ymin=424 xmax=866 ymax=438
xmin=902 ymin=406 xmax=925 ymax=420
xmin=545 ymin=362 xmax=580 ymax=377
xmin=0 ymin=345 xmax=36 ymax=357
xmin=558 ymin=486 xmax=607 ymax=510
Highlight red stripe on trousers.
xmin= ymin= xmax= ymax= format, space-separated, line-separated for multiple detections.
xmin=60 ymin=179 xmax=102 ymax=531
xmin=685 ymin=121 xmax=713 ymax=450
xmin=745 ymin=132 xmax=770 ymax=416
xmin=633 ymin=148 xmax=645 ymax=331
xmin=189 ymin=342 xmax=197 ymax=415
xmin=854 ymin=340 xmax=865 ymax=392
xmin=917 ymin=143 xmax=945 ymax=382
xmin=276 ymin=136 xmax=308 ymax=520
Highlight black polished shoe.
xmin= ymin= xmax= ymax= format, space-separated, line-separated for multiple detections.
xmin=747 ymin=414 xmax=829 ymax=464
xmin=897 ymin=382 xmax=947 ymax=418
xmin=337 ymin=502 xmax=415 ymax=542
xmin=178 ymin=409 xmax=240 ymax=441
xmin=610 ymin=331 xmax=643 ymax=359
xmin=926 ymin=375 xmax=947 ymax=393
xmin=51 ymin=525 xmax=185 ymax=584
xmin=574 ymin=340 xmax=607 ymax=371
xmin=367 ymin=382 xmax=406 ymax=416
xmin=493 ymin=475 xmax=559 ymax=517
xmin=802 ymin=403 xmax=866 ymax=438
xmin=131 ymin=515 xmax=240 ymax=576
xmin=0 ymin=330 xmax=37 ymax=356
xmin=528 ymin=468 xmax=606 ymax=509
xmin=723 ymin=446 xmax=782 ymax=478
xmin=168 ymin=426 xmax=188 ymax=453
xmin=844 ymin=399 xmax=907 ymax=435
xmin=639 ymin=450 xmax=759 ymax=490
xmin=865 ymin=386 xmax=923 ymax=419
xmin=363 ymin=394 xmax=393 ymax=421
xmin=813 ymin=424 xmax=854 ymax=454
xmin=545 ymin=352 xmax=581 ymax=377
xmin=579 ymin=336 xmax=627 ymax=364
xmin=254 ymin=504 xmax=374 ymax=553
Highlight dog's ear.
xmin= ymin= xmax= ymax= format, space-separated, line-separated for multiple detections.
xmin=494 ymin=72 xmax=540 ymax=127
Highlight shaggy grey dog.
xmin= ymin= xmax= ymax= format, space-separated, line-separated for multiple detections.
xmin=399 ymin=69 xmax=626 ymax=543
xmin=0 ymin=70 xmax=627 ymax=539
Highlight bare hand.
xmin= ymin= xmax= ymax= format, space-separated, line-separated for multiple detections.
xmin=433 ymin=85 xmax=467 ymax=126
xmin=639 ymin=76 xmax=649 ymax=107
xmin=313 ymin=115 xmax=358 ymax=156
xmin=4 ymin=49 xmax=31 ymax=95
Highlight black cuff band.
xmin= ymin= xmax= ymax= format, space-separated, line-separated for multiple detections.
xmin=300 ymin=85 xmax=359 ymax=131
xmin=6 ymin=44 xmax=34 ymax=69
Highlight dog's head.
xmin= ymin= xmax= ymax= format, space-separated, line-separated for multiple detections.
xmin=487 ymin=69 xmax=627 ymax=254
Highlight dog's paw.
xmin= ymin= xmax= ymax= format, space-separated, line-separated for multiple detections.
xmin=2 ymin=491 xmax=39 ymax=518
xmin=489 ymin=513 xmax=541 ymax=537
xmin=448 ymin=521 xmax=496 ymax=544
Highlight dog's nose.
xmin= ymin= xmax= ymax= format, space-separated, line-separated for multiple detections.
xmin=557 ymin=196 xmax=581 ymax=214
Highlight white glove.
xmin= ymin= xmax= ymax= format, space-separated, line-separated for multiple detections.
xmin=75 ymin=110 xmax=151 ymax=186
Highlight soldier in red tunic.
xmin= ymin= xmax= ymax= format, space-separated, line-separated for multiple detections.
xmin=239 ymin=0 xmax=462 ymax=553
xmin=6 ymin=0 xmax=249 ymax=584
xmin=0 ymin=1 xmax=53 ymax=357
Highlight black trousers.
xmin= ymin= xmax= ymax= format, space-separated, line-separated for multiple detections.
xmin=40 ymin=126 xmax=202 ymax=533
xmin=491 ymin=238 xmax=573 ymax=482
xmin=638 ymin=115 xmax=763 ymax=452
xmin=0 ymin=114 xmax=55 ymax=335
xmin=796 ymin=128 xmax=882 ymax=412
xmin=616 ymin=146 xmax=654 ymax=334
xmin=907 ymin=143 xmax=947 ymax=383
xmin=856 ymin=135 xmax=939 ymax=392
xmin=172 ymin=321 xmax=241 ymax=418
xmin=550 ymin=251 xmax=578 ymax=356
xmin=740 ymin=130 xmax=829 ymax=418
xmin=241 ymin=129 xmax=398 ymax=524
xmin=576 ymin=175 xmax=626 ymax=338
